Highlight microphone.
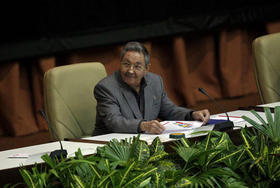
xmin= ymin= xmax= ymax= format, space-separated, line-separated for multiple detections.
xmin=198 ymin=88 xmax=234 ymax=131
xmin=39 ymin=109 xmax=67 ymax=159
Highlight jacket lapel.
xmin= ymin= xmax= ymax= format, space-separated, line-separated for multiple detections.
xmin=121 ymin=88 xmax=143 ymax=119
xmin=116 ymin=70 xmax=146 ymax=119
xmin=144 ymin=77 xmax=154 ymax=120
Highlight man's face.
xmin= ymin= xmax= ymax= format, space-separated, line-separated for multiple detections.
xmin=120 ymin=51 xmax=148 ymax=91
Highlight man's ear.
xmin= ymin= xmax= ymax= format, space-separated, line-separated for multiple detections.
xmin=146 ymin=63 xmax=151 ymax=71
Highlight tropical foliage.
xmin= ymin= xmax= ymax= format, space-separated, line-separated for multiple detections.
xmin=7 ymin=107 xmax=280 ymax=187
xmin=240 ymin=106 xmax=280 ymax=187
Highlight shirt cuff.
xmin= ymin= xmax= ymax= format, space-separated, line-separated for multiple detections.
xmin=137 ymin=120 xmax=146 ymax=133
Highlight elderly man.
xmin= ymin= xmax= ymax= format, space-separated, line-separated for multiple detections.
xmin=93 ymin=41 xmax=210 ymax=136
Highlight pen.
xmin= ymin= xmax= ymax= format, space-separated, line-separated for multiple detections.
xmin=176 ymin=122 xmax=184 ymax=124
xmin=161 ymin=122 xmax=169 ymax=126
xmin=218 ymin=115 xmax=241 ymax=118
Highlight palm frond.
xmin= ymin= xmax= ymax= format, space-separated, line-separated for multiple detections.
xmin=98 ymin=138 xmax=132 ymax=164
xmin=19 ymin=168 xmax=35 ymax=188
xmin=174 ymin=146 xmax=200 ymax=165
xmin=242 ymin=107 xmax=280 ymax=144
xmin=274 ymin=107 xmax=280 ymax=141
xmin=241 ymin=115 xmax=267 ymax=135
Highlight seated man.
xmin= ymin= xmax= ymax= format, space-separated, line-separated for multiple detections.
xmin=93 ymin=41 xmax=210 ymax=136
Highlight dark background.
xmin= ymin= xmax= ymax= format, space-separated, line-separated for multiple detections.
xmin=1 ymin=0 xmax=280 ymax=62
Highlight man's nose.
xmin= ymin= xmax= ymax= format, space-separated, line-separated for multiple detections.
xmin=128 ymin=65 xmax=135 ymax=72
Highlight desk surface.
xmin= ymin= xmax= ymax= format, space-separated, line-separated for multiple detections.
xmin=257 ymin=101 xmax=280 ymax=108
xmin=0 ymin=141 xmax=103 ymax=171
xmin=83 ymin=110 xmax=266 ymax=144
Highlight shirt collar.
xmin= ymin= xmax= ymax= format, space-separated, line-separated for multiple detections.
xmin=117 ymin=70 xmax=147 ymax=92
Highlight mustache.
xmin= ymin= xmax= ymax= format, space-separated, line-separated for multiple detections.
xmin=125 ymin=72 xmax=136 ymax=77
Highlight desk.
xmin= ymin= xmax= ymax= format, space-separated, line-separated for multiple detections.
xmin=0 ymin=141 xmax=103 ymax=186
xmin=238 ymin=101 xmax=280 ymax=113
xmin=257 ymin=101 xmax=280 ymax=108
xmin=0 ymin=108 xmax=270 ymax=186
xmin=81 ymin=110 xmax=266 ymax=144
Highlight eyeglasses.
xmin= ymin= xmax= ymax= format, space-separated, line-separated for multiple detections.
xmin=121 ymin=62 xmax=145 ymax=71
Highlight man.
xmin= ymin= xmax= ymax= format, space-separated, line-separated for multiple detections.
xmin=93 ymin=41 xmax=210 ymax=136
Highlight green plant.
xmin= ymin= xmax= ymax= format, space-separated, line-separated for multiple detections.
xmin=240 ymin=107 xmax=280 ymax=187
xmin=9 ymin=109 xmax=280 ymax=188
xmin=241 ymin=106 xmax=280 ymax=144
xmin=172 ymin=131 xmax=247 ymax=187
xmin=15 ymin=136 xmax=173 ymax=187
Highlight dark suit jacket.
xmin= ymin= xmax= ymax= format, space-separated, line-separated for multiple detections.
xmin=93 ymin=71 xmax=193 ymax=135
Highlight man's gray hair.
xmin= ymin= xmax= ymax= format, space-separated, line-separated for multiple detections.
xmin=120 ymin=41 xmax=149 ymax=66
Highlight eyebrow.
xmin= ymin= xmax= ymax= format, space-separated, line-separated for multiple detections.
xmin=123 ymin=59 xmax=131 ymax=63
xmin=123 ymin=59 xmax=144 ymax=65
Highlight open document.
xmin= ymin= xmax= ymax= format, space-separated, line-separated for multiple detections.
xmin=161 ymin=121 xmax=204 ymax=134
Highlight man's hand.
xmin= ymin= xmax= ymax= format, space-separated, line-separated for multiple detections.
xmin=140 ymin=120 xmax=165 ymax=134
xmin=192 ymin=109 xmax=210 ymax=124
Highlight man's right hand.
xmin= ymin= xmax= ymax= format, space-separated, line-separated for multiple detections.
xmin=140 ymin=120 xmax=165 ymax=134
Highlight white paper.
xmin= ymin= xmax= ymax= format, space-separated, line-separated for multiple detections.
xmin=161 ymin=121 xmax=203 ymax=134
xmin=8 ymin=153 xmax=29 ymax=158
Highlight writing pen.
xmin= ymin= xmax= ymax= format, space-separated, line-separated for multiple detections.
xmin=176 ymin=121 xmax=185 ymax=124
xmin=161 ymin=122 xmax=169 ymax=126
xmin=218 ymin=115 xmax=241 ymax=118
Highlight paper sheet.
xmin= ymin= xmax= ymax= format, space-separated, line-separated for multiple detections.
xmin=8 ymin=153 xmax=29 ymax=158
xmin=161 ymin=121 xmax=203 ymax=134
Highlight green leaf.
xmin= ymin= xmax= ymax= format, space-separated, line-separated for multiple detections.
xmin=180 ymin=137 xmax=191 ymax=148
xmin=89 ymin=164 xmax=101 ymax=179
xmin=147 ymin=150 xmax=168 ymax=163
xmin=274 ymin=106 xmax=280 ymax=141
xmin=120 ymin=161 xmax=136 ymax=186
xmin=157 ymin=160 xmax=178 ymax=172
xmin=175 ymin=146 xmax=200 ymax=164
xmin=264 ymin=107 xmax=274 ymax=126
xmin=75 ymin=148 xmax=84 ymax=159
xmin=73 ymin=175 xmax=85 ymax=188
xmin=135 ymin=140 xmax=150 ymax=162
xmin=97 ymin=158 xmax=110 ymax=173
xmin=204 ymin=131 xmax=212 ymax=151
xmin=264 ymin=107 xmax=275 ymax=138
xmin=175 ymin=177 xmax=192 ymax=187
xmin=241 ymin=115 xmax=267 ymax=135
xmin=41 ymin=154 xmax=57 ymax=169
xmin=242 ymin=107 xmax=280 ymax=144
xmin=19 ymin=169 xmax=35 ymax=188
xmin=212 ymin=148 xmax=243 ymax=165
xmin=99 ymin=138 xmax=132 ymax=164
xmin=138 ymin=177 xmax=151 ymax=187
xmin=97 ymin=170 xmax=118 ymax=187
xmin=4 ymin=183 xmax=23 ymax=188
xmin=222 ymin=177 xmax=248 ymax=188
xmin=49 ymin=169 xmax=59 ymax=178
xmin=250 ymin=109 xmax=267 ymax=127
xmin=240 ymin=128 xmax=253 ymax=149
xmin=123 ymin=167 xmax=157 ymax=188
xmin=150 ymin=137 xmax=164 ymax=155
